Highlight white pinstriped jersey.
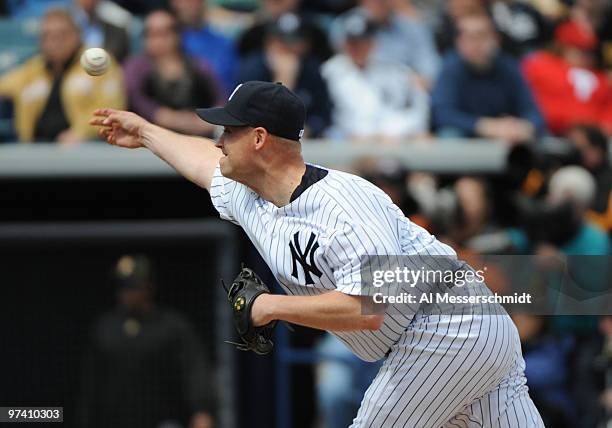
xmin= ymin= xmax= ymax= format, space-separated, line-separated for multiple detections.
xmin=210 ymin=163 xmax=456 ymax=361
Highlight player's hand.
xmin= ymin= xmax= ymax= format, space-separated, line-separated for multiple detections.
xmin=90 ymin=109 xmax=148 ymax=149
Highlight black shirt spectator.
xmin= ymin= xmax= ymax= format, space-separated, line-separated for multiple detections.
xmin=78 ymin=255 xmax=215 ymax=428
xmin=79 ymin=308 xmax=214 ymax=428
xmin=124 ymin=9 xmax=221 ymax=136
xmin=238 ymin=13 xmax=333 ymax=63
xmin=236 ymin=0 xmax=333 ymax=62
xmin=238 ymin=13 xmax=331 ymax=138
xmin=143 ymin=58 xmax=218 ymax=112
xmin=33 ymin=49 xmax=79 ymax=142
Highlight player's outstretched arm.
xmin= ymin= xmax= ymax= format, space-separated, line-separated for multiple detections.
xmin=90 ymin=109 xmax=222 ymax=191
xmin=251 ymin=291 xmax=384 ymax=332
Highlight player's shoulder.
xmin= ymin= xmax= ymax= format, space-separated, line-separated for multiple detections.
xmin=324 ymin=167 xmax=388 ymax=195
xmin=212 ymin=163 xmax=252 ymax=194
xmin=315 ymin=167 xmax=394 ymax=215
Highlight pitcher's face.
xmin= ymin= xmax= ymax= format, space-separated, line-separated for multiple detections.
xmin=216 ymin=126 xmax=258 ymax=180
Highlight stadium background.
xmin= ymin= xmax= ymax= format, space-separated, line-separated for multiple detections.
xmin=0 ymin=0 xmax=611 ymax=427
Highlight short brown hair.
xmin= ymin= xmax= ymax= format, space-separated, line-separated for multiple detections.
xmin=42 ymin=8 xmax=80 ymax=34
xmin=455 ymin=12 xmax=498 ymax=36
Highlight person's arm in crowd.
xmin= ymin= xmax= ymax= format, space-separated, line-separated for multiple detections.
xmin=400 ymin=15 xmax=440 ymax=85
xmin=153 ymin=57 xmax=223 ymax=135
xmin=400 ymin=70 xmax=430 ymax=136
xmin=0 ymin=63 xmax=27 ymax=98
xmin=469 ymin=57 xmax=544 ymax=143
xmin=90 ymin=109 xmax=222 ymax=191
xmin=123 ymin=56 xmax=214 ymax=136
xmin=510 ymin=59 xmax=547 ymax=136
xmin=153 ymin=58 xmax=223 ymax=136
xmin=159 ymin=59 xmax=222 ymax=136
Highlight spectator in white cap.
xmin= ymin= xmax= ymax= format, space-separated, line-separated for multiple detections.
xmin=322 ymin=11 xmax=430 ymax=142
xmin=322 ymin=12 xmax=429 ymax=139
xmin=332 ymin=0 xmax=441 ymax=87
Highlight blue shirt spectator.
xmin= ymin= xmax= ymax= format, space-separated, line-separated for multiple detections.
xmin=182 ymin=27 xmax=237 ymax=97
xmin=169 ymin=0 xmax=237 ymax=96
xmin=432 ymin=50 xmax=545 ymax=137
xmin=431 ymin=13 xmax=545 ymax=143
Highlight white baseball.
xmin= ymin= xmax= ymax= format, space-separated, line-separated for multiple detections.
xmin=80 ymin=48 xmax=110 ymax=76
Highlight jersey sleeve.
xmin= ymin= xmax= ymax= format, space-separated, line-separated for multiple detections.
xmin=209 ymin=163 xmax=240 ymax=225
xmin=325 ymin=223 xmax=377 ymax=296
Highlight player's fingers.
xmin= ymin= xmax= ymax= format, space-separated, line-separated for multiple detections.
xmin=99 ymin=128 xmax=112 ymax=139
xmin=92 ymin=108 xmax=117 ymax=117
xmin=100 ymin=113 xmax=122 ymax=127
xmin=90 ymin=118 xmax=111 ymax=127
xmin=99 ymin=129 xmax=115 ymax=145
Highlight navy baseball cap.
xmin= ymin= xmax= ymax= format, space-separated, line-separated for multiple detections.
xmin=196 ymin=81 xmax=306 ymax=141
xmin=267 ymin=13 xmax=306 ymax=44
xmin=341 ymin=11 xmax=377 ymax=41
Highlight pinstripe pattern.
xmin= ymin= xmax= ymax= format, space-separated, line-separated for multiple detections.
xmin=209 ymin=163 xmax=544 ymax=426
xmin=211 ymin=163 xmax=455 ymax=361
xmin=351 ymin=308 xmax=544 ymax=428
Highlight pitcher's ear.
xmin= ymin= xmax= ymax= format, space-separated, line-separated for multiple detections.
xmin=253 ymin=127 xmax=268 ymax=150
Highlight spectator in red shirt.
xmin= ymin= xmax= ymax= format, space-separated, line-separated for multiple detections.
xmin=522 ymin=21 xmax=612 ymax=135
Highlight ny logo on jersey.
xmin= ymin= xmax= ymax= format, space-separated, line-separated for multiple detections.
xmin=289 ymin=232 xmax=322 ymax=285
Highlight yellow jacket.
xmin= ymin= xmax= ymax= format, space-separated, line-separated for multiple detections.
xmin=0 ymin=47 xmax=126 ymax=142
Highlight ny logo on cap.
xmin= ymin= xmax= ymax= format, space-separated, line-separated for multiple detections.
xmin=228 ymin=84 xmax=243 ymax=101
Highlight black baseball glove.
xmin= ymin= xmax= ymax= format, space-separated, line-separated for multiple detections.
xmin=223 ymin=266 xmax=276 ymax=355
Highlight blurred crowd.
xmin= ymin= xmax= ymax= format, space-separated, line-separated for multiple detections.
xmin=1 ymin=0 xmax=612 ymax=143
xmin=0 ymin=0 xmax=611 ymax=427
